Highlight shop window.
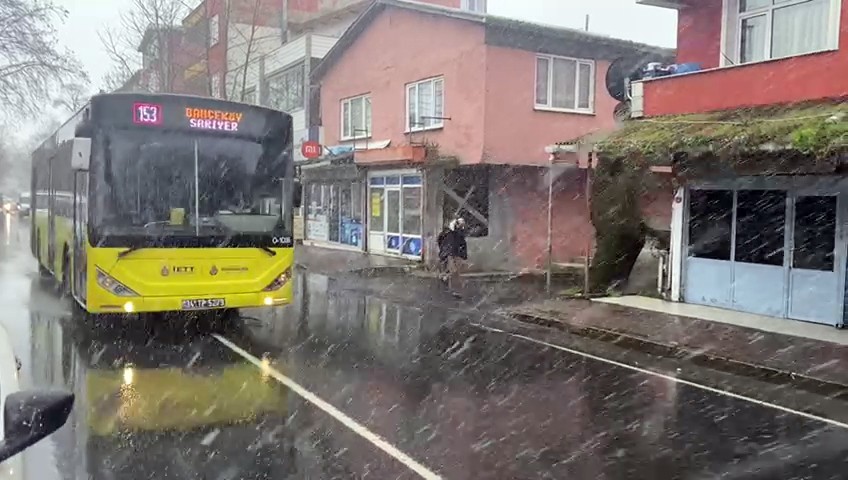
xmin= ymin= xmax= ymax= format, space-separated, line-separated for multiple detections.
xmin=793 ymin=195 xmax=836 ymax=271
xmin=387 ymin=190 xmax=400 ymax=234
xmin=734 ymin=190 xmax=786 ymax=266
xmin=402 ymin=185 xmax=422 ymax=236
xmin=370 ymin=178 xmax=384 ymax=233
xmin=688 ymin=189 xmax=732 ymax=260
xmin=443 ymin=168 xmax=490 ymax=237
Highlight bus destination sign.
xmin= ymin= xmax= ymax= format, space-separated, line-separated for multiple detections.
xmin=185 ymin=108 xmax=243 ymax=132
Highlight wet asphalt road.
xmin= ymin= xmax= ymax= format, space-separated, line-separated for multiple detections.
xmin=3 ymin=213 xmax=848 ymax=479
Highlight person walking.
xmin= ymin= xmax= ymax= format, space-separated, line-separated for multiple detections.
xmin=437 ymin=217 xmax=468 ymax=297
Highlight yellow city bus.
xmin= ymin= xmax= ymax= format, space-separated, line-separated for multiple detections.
xmin=31 ymin=93 xmax=298 ymax=314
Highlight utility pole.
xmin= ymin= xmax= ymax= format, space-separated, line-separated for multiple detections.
xmin=546 ymin=156 xmax=553 ymax=294
xmin=584 ymin=14 xmax=590 ymax=32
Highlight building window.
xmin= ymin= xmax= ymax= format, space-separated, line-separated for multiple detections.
xmin=341 ymin=95 xmax=372 ymax=140
xmin=725 ymin=0 xmax=836 ymax=64
xmin=688 ymin=189 xmax=733 ymax=261
xmin=209 ymin=15 xmax=220 ymax=47
xmin=443 ymin=167 xmax=490 ymax=238
xmin=148 ymin=70 xmax=161 ymax=93
xmin=461 ymin=0 xmax=486 ymax=13
xmin=406 ymin=77 xmax=444 ymax=132
xmin=267 ymin=63 xmax=305 ymax=112
xmin=242 ymin=87 xmax=257 ymax=104
xmin=211 ymin=74 xmax=221 ymax=98
xmin=535 ymin=55 xmax=594 ymax=113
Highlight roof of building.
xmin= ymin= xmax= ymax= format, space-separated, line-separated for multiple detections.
xmin=312 ymin=0 xmax=673 ymax=80
xmin=596 ymin=99 xmax=848 ymax=175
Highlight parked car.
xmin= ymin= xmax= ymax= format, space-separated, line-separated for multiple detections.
xmin=16 ymin=194 xmax=30 ymax=218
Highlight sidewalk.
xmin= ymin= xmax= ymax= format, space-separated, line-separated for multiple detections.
xmin=295 ymin=244 xmax=416 ymax=276
xmin=500 ymin=297 xmax=848 ymax=395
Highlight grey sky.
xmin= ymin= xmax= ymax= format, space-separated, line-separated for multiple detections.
xmin=53 ymin=0 xmax=678 ymax=92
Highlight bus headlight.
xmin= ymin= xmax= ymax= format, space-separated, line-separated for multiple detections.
xmin=262 ymin=267 xmax=293 ymax=292
xmin=96 ymin=268 xmax=139 ymax=296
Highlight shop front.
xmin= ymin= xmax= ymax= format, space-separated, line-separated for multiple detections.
xmin=367 ymin=170 xmax=424 ymax=259
xmin=679 ymin=177 xmax=847 ymax=327
xmin=301 ymin=156 xmax=366 ymax=251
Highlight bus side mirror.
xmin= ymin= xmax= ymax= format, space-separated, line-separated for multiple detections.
xmin=293 ymin=180 xmax=302 ymax=209
xmin=71 ymin=138 xmax=91 ymax=171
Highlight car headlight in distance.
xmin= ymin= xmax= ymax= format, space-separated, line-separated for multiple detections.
xmin=96 ymin=268 xmax=139 ymax=296
xmin=263 ymin=267 xmax=293 ymax=292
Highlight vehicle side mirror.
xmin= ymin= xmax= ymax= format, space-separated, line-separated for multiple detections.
xmin=71 ymin=137 xmax=91 ymax=171
xmin=0 ymin=390 xmax=74 ymax=463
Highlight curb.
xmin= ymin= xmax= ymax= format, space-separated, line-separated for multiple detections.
xmin=505 ymin=310 xmax=848 ymax=399
xmin=294 ymin=262 xmax=418 ymax=277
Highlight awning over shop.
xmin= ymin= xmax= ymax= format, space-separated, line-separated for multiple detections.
xmin=596 ymin=100 xmax=848 ymax=176
xmin=299 ymin=151 xmax=360 ymax=183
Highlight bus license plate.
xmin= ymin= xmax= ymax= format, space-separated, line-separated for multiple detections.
xmin=181 ymin=298 xmax=226 ymax=310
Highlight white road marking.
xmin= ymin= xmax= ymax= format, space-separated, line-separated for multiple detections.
xmin=213 ymin=334 xmax=443 ymax=480
xmin=471 ymin=323 xmax=848 ymax=431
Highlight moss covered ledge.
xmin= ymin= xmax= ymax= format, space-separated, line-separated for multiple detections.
xmin=597 ymin=99 xmax=848 ymax=167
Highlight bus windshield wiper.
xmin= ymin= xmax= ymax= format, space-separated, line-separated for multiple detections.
xmin=258 ymin=246 xmax=276 ymax=256
xmin=117 ymin=246 xmax=143 ymax=259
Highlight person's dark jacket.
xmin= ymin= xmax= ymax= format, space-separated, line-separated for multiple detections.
xmin=437 ymin=226 xmax=467 ymax=261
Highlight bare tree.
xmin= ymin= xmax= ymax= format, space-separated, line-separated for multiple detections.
xmin=51 ymin=81 xmax=89 ymax=114
xmin=99 ymin=0 xmax=188 ymax=93
xmin=101 ymin=0 xmax=284 ymax=100
xmin=0 ymin=0 xmax=86 ymax=117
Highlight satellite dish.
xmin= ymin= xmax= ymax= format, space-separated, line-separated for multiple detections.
xmin=605 ymin=53 xmax=673 ymax=102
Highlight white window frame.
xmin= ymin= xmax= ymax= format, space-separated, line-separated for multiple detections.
xmin=242 ymin=87 xmax=257 ymax=104
xmin=721 ymin=0 xmax=840 ymax=67
xmin=406 ymin=77 xmax=445 ymax=133
xmin=534 ymin=54 xmax=595 ymax=114
xmin=209 ymin=14 xmax=220 ymax=47
xmin=461 ymin=0 xmax=487 ymax=13
xmin=341 ymin=94 xmax=372 ymax=141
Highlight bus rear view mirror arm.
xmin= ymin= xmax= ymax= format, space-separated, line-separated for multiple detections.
xmin=71 ymin=137 xmax=91 ymax=171
xmin=0 ymin=390 xmax=74 ymax=463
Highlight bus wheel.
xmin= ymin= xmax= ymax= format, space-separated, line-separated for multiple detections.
xmin=36 ymin=231 xmax=49 ymax=278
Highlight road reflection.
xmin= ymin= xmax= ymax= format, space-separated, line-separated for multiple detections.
xmin=238 ymin=269 xmax=848 ymax=480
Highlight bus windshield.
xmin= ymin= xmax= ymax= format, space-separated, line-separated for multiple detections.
xmin=94 ymin=128 xmax=290 ymax=244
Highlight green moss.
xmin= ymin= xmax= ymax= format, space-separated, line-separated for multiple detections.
xmin=598 ymin=100 xmax=848 ymax=164
xmin=588 ymin=156 xmax=648 ymax=293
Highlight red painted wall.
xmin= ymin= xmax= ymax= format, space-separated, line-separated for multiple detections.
xmin=645 ymin=0 xmax=848 ymax=116
xmin=483 ymin=45 xmax=618 ymax=166
xmin=319 ymin=8 xmax=488 ymax=164
xmin=497 ymin=168 xmax=594 ymax=267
